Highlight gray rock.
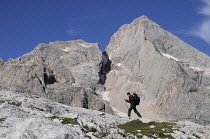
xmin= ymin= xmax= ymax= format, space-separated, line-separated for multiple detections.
xmin=0 ymin=58 xmax=3 ymax=63
xmin=0 ymin=40 xmax=113 ymax=114
xmin=0 ymin=58 xmax=3 ymax=68
xmin=0 ymin=90 xmax=130 ymax=139
xmin=105 ymin=15 xmax=210 ymax=125
xmin=1 ymin=90 xmax=210 ymax=139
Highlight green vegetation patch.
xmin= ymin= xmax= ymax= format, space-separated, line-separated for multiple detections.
xmin=82 ymin=126 xmax=107 ymax=138
xmin=48 ymin=116 xmax=79 ymax=125
xmin=99 ymin=113 xmax=106 ymax=117
xmin=33 ymin=96 xmax=39 ymax=98
xmin=9 ymin=102 xmax=22 ymax=107
xmin=0 ymin=118 xmax=6 ymax=123
xmin=117 ymin=119 xmax=177 ymax=138
xmin=83 ymin=125 xmax=97 ymax=133
xmin=84 ymin=135 xmax=91 ymax=138
xmin=0 ymin=100 xmax=5 ymax=105
xmin=65 ymin=109 xmax=69 ymax=112
xmin=100 ymin=132 xmax=107 ymax=137
xmin=193 ymin=133 xmax=200 ymax=139
xmin=34 ymin=107 xmax=44 ymax=111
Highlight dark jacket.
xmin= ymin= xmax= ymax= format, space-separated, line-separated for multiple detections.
xmin=126 ymin=95 xmax=136 ymax=106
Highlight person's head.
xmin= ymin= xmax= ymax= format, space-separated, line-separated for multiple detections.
xmin=127 ymin=92 xmax=131 ymax=96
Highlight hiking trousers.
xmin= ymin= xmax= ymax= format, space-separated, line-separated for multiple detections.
xmin=128 ymin=104 xmax=142 ymax=118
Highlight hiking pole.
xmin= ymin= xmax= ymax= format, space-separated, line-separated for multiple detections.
xmin=125 ymin=101 xmax=128 ymax=109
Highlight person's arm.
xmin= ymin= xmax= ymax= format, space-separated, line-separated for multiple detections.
xmin=124 ymin=97 xmax=130 ymax=103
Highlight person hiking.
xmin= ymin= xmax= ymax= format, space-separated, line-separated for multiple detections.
xmin=124 ymin=92 xmax=142 ymax=118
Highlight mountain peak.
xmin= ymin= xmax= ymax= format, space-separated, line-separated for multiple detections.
xmin=105 ymin=15 xmax=210 ymax=125
xmin=140 ymin=15 xmax=149 ymax=19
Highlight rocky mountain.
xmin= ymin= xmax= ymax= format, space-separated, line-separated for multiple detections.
xmin=1 ymin=15 xmax=210 ymax=127
xmin=0 ymin=40 xmax=113 ymax=114
xmin=1 ymin=90 xmax=210 ymax=139
xmin=104 ymin=15 xmax=210 ymax=125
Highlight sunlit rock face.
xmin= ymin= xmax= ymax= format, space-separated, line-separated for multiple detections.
xmin=0 ymin=40 xmax=114 ymax=114
xmin=105 ymin=15 xmax=210 ymax=125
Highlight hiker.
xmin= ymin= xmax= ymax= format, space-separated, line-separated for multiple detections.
xmin=124 ymin=92 xmax=142 ymax=118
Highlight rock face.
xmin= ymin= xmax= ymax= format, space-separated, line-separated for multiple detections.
xmin=1 ymin=15 xmax=210 ymax=126
xmin=0 ymin=58 xmax=3 ymax=63
xmin=105 ymin=15 xmax=210 ymax=125
xmin=0 ymin=40 xmax=113 ymax=114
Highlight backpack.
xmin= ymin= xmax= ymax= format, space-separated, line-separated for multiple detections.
xmin=133 ymin=93 xmax=140 ymax=105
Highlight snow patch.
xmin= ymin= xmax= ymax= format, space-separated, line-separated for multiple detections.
xmin=101 ymin=91 xmax=110 ymax=101
xmin=150 ymin=125 xmax=156 ymax=128
xmin=62 ymin=47 xmax=71 ymax=52
xmin=97 ymin=91 xmax=110 ymax=101
xmin=190 ymin=66 xmax=203 ymax=71
xmin=161 ymin=53 xmax=179 ymax=61
xmin=109 ymin=54 xmax=112 ymax=60
xmin=117 ymin=63 xmax=121 ymax=66
xmin=79 ymin=43 xmax=89 ymax=48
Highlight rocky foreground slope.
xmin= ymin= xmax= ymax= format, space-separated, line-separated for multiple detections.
xmin=0 ymin=90 xmax=210 ymax=139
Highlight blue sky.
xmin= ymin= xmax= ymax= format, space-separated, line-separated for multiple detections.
xmin=0 ymin=0 xmax=210 ymax=61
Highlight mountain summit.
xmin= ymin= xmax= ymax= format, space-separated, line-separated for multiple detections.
xmin=105 ymin=15 xmax=210 ymax=125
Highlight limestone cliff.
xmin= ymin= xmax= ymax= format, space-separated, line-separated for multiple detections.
xmin=0 ymin=40 xmax=113 ymax=114
xmin=105 ymin=15 xmax=210 ymax=125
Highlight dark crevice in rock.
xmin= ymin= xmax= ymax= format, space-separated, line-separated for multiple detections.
xmin=44 ymin=73 xmax=57 ymax=85
xmin=35 ymin=73 xmax=43 ymax=85
xmin=43 ymin=67 xmax=57 ymax=86
xmin=83 ymin=91 xmax=89 ymax=109
xmin=99 ymin=51 xmax=112 ymax=85
xmin=98 ymin=104 xmax=105 ymax=112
